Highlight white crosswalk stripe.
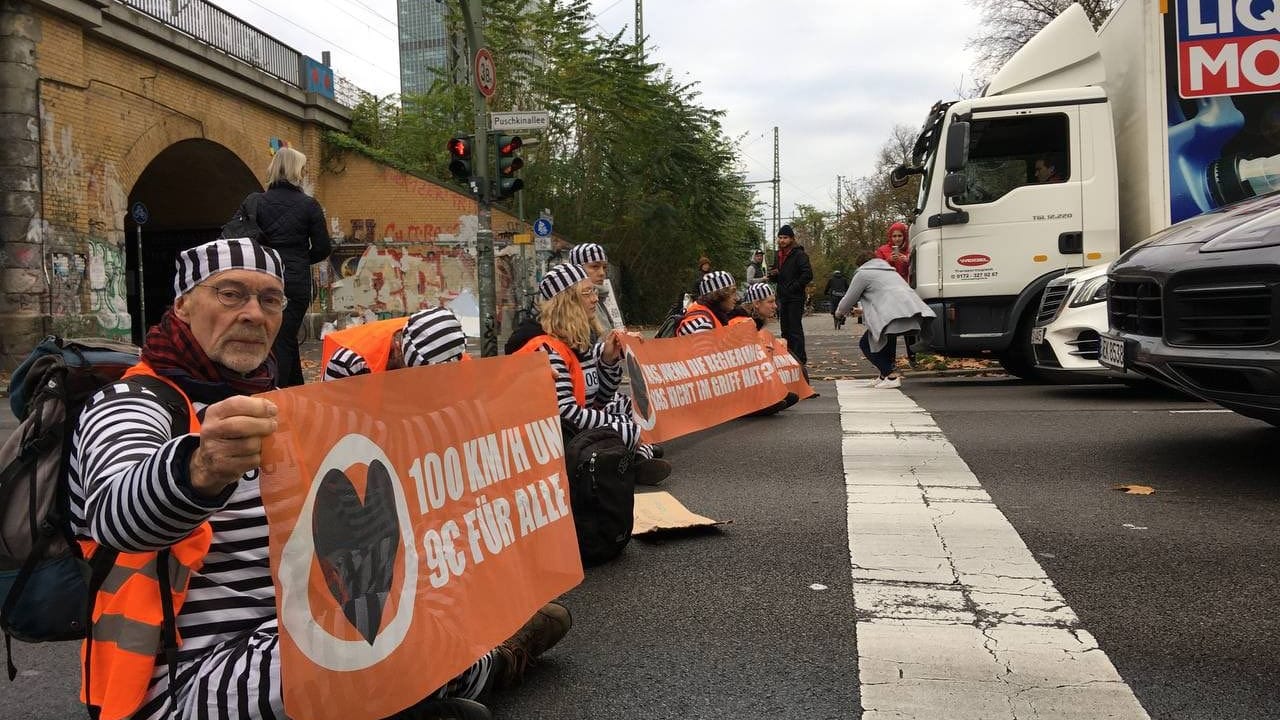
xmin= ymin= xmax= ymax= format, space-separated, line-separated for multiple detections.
xmin=838 ymin=380 xmax=1151 ymax=720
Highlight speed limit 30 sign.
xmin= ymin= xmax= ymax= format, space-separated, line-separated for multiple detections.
xmin=475 ymin=48 xmax=496 ymax=98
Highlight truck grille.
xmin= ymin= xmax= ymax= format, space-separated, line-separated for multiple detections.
xmin=1036 ymin=283 xmax=1072 ymax=324
xmin=1166 ymin=275 xmax=1278 ymax=347
xmin=1108 ymin=279 xmax=1163 ymax=337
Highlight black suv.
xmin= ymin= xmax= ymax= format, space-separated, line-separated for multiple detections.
xmin=1100 ymin=192 xmax=1280 ymax=426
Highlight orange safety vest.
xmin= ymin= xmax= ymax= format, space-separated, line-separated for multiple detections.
xmin=514 ymin=334 xmax=586 ymax=405
xmin=79 ymin=362 xmax=213 ymax=720
xmin=676 ymin=302 xmax=724 ymax=335
xmin=728 ymin=315 xmax=754 ymax=328
xmin=320 ymin=317 xmax=410 ymax=374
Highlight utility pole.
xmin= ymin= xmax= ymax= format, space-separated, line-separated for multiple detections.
xmin=836 ymin=175 xmax=843 ymax=218
xmin=772 ymin=126 xmax=781 ymax=252
xmin=635 ymin=0 xmax=643 ymax=48
xmin=457 ymin=0 xmax=497 ymax=357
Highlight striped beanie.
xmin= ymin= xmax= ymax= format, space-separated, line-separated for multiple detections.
xmin=402 ymin=306 xmax=468 ymax=367
xmin=174 ymin=238 xmax=285 ymax=297
xmin=743 ymin=282 xmax=775 ymax=304
xmin=568 ymin=243 xmax=608 ymax=265
xmin=698 ymin=270 xmax=736 ymax=297
xmin=539 ymin=263 xmax=588 ymax=300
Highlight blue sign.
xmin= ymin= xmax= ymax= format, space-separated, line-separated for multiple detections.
xmin=303 ymin=56 xmax=335 ymax=99
xmin=533 ymin=218 xmax=553 ymax=237
xmin=130 ymin=201 xmax=149 ymax=226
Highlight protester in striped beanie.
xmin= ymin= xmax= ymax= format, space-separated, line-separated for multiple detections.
xmin=677 ymin=270 xmax=740 ymax=336
xmin=402 ymin=306 xmax=468 ymax=367
xmin=173 ymin=237 xmax=286 ymax=298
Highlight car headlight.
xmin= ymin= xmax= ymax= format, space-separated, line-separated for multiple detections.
xmin=1068 ymin=276 xmax=1108 ymax=307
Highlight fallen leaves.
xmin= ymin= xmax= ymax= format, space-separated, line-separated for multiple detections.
xmin=1113 ymin=484 xmax=1155 ymax=495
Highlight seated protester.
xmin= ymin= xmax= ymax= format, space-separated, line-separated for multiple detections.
xmin=513 ymin=263 xmax=671 ymax=485
xmin=741 ymin=281 xmax=779 ymax=330
xmin=739 ymin=282 xmax=799 ymax=414
xmin=568 ymin=242 xmax=620 ymax=333
xmin=676 ymin=270 xmax=743 ymax=335
xmin=69 ymin=238 xmax=566 ymax=720
xmin=324 ymin=306 xmax=468 ymax=381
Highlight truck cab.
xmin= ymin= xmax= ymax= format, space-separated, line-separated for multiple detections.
xmin=894 ymin=5 xmax=1121 ymax=378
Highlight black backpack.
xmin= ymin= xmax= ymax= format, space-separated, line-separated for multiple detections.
xmin=654 ymin=300 xmax=686 ymax=339
xmin=0 ymin=337 xmax=187 ymax=676
xmin=220 ymin=192 xmax=266 ymax=242
xmin=563 ymin=428 xmax=635 ymax=566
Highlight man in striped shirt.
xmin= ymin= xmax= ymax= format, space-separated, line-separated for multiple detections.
xmin=69 ymin=238 xmax=567 ymax=720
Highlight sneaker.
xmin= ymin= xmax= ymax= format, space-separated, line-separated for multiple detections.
xmin=875 ymin=376 xmax=902 ymax=389
xmin=390 ymin=698 xmax=492 ymax=720
xmin=634 ymin=458 xmax=672 ymax=486
xmin=485 ymin=602 xmax=572 ymax=694
xmin=866 ymin=378 xmax=884 ymax=387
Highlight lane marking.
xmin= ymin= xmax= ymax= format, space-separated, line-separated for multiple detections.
xmin=838 ymin=381 xmax=1150 ymax=719
xmin=1169 ymin=409 xmax=1232 ymax=414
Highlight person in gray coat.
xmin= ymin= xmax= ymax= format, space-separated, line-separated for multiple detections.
xmin=834 ymin=257 xmax=936 ymax=388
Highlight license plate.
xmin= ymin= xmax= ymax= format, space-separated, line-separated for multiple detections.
xmin=1030 ymin=327 xmax=1046 ymax=345
xmin=1099 ymin=335 xmax=1126 ymax=369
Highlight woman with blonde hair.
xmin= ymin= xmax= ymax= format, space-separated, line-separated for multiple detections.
xmin=240 ymin=146 xmax=331 ymax=386
xmin=512 ymin=264 xmax=670 ymax=485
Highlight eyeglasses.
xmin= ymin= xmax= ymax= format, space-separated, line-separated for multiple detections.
xmin=578 ymin=286 xmax=599 ymax=297
xmin=198 ymin=283 xmax=288 ymax=314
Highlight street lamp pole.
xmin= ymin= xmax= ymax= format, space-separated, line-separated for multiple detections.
xmin=457 ymin=0 xmax=498 ymax=357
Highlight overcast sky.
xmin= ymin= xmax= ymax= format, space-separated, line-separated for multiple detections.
xmin=213 ymin=0 xmax=983 ymax=233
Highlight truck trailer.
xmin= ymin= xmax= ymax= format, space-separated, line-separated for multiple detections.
xmin=893 ymin=0 xmax=1280 ymax=379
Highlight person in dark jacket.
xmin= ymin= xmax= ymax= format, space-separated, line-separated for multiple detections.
xmin=824 ymin=270 xmax=850 ymax=329
xmin=245 ymin=147 xmax=332 ymax=387
xmin=767 ymin=225 xmax=813 ymax=364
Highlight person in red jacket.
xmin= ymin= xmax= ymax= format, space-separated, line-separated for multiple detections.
xmin=874 ymin=222 xmax=918 ymax=367
xmin=875 ymin=222 xmax=911 ymax=281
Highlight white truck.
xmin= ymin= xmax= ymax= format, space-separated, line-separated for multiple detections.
xmin=892 ymin=0 xmax=1280 ymax=379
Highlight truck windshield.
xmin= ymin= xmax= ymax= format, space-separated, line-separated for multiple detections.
xmin=911 ymin=101 xmax=951 ymax=215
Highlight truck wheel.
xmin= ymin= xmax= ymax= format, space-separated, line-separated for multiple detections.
xmin=997 ymin=304 xmax=1043 ymax=382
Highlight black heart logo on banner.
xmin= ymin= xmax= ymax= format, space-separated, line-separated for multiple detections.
xmin=312 ymin=459 xmax=401 ymax=644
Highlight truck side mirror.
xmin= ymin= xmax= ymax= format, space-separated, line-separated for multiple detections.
xmin=944 ymin=121 xmax=970 ymax=173
xmin=942 ymin=172 xmax=967 ymax=198
xmin=889 ymin=164 xmax=924 ymax=189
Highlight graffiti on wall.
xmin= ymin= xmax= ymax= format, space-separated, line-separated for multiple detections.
xmin=49 ymin=251 xmax=87 ymax=318
xmin=379 ymin=167 xmax=476 ymax=214
xmin=86 ymin=237 xmax=131 ymax=336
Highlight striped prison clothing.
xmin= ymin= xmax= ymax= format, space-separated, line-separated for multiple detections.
xmin=67 ymin=381 xmax=493 ymax=719
xmin=323 ymin=346 xmax=370 ymax=381
xmin=675 ymin=309 xmax=717 ymax=336
xmin=539 ymin=342 xmax=654 ymax=459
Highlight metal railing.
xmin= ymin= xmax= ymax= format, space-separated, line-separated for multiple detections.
xmin=118 ymin=0 xmax=302 ymax=86
xmin=334 ymin=74 xmax=375 ymax=109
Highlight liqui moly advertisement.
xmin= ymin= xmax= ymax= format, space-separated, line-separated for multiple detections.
xmin=1177 ymin=0 xmax=1280 ymax=97
xmin=1166 ymin=1 xmax=1280 ymax=222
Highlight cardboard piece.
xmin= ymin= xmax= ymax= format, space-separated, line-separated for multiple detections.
xmin=632 ymin=491 xmax=727 ymax=536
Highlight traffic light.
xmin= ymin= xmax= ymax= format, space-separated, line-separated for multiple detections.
xmin=493 ymin=133 xmax=524 ymax=199
xmin=447 ymin=135 xmax=473 ymax=184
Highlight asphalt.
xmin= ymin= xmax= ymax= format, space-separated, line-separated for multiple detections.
xmin=906 ymin=377 xmax=1280 ymax=720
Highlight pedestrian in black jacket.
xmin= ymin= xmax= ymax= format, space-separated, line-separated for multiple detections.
xmin=825 ymin=270 xmax=850 ymax=329
xmin=244 ymin=147 xmax=332 ymax=387
xmin=768 ymin=225 xmax=813 ymax=364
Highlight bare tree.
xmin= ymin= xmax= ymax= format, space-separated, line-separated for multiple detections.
xmin=968 ymin=0 xmax=1116 ymax=79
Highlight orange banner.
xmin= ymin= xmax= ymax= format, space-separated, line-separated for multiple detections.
xmin=620 ymin=322 xmax=788 ymax=443
xmin=258 ymin=354 xmax=583 ymax=720
xmin=760 ymin=330 xmax=817 ymax=399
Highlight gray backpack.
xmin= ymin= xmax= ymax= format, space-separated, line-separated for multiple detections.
xmin=0 ymin=337 xmax=185 ymax=678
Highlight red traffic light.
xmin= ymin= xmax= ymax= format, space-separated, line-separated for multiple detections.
xmin=498 ymin=136 xmax=522 ymax=154
xmin=447 ymin=136 xmax=471 ymax=158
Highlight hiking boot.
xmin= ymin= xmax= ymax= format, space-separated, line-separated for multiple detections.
xmin=781 ymin=391 xmax=799 ymax=409
xmin=484 ymin=602 xmax=572 ymax=694
xmin=389 ymin=698 xmax=492 ymax=720
xmin=633 ymin=458 xmax=672 ymax=486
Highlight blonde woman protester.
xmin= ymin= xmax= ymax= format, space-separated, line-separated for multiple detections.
xmin=242 ymin=146 xmax=332 ymax=387
xmin=513 ymin=264 xmax=671 ymax=486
